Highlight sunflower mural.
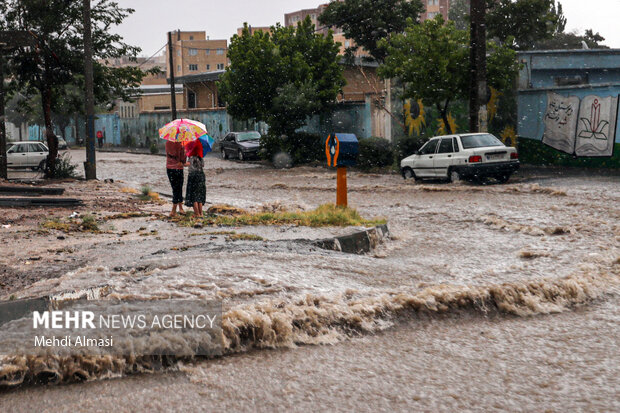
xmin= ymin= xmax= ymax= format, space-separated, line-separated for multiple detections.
xmin=404 ymin=99 xmax=426 ymax=136
xmin=437 ymin=113 xmax=458 ymax=135
xmin=500 ymin=125 xmax=517 ymax=147
xmin=487 ymin=86 xmax=501 ymax=123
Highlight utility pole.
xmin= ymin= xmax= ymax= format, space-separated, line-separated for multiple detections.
xmin=83 ymin=0 xmax=96 ymax=179
xmin=469 ymin=0 xmax=487 ymax=132
xmin=0 ymin=53 xmax=6 ymax=180
xmin=167 ymin=31 xmax=177 ymax=120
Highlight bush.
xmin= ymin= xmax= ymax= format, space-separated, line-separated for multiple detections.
xmin=149 ymin=142 xmax=159 ymax=155
xmin=54 ymin=153 xmax=78 ymax=178
xmin=518 ymin=137 xmax=620 ymax=168
xmin=393 ymin=135 xmax=426 ymax=164
xmin=357 ymin=137 xmax=394 ymax=171
xmin=286 ymin=132 xmax=324 ymax=164
xmin=259 ymin=134 xmax=284 ymax=161
xmin=260 ymin=132 xmax=323 ymax=165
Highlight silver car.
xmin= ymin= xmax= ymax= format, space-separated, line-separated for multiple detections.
xmin=7 ymin=141 xmax=49 ymax=170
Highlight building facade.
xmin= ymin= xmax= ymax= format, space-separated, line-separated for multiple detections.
xmin=421 ymin=0 xmax=450 ymax=21
xmin=166 ymin=31 xmax=228 ymax=78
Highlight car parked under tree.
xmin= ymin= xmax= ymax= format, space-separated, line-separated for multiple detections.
xmin=219 ymin=131 xmax=261 ymax=161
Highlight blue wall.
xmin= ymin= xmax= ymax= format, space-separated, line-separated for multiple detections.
xmin=517 ymin=49 xmax=620 ymax=144
xmin=27 ymin=103 xmax=370 ymax=147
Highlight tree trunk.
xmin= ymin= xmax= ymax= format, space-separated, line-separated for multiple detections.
xmin=74 ymin=114 xmax=80 ymax=144
xmin=437 ymin=102 xmax=453 ymax=135
xmin=42 ymin=84 xmax=58 ymax=178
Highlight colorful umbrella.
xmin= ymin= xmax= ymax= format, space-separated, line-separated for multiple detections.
xmin=159 ymin=119 xmax=208 ymax=143
xmin=184 ymin=134 xmax=214 ymax=157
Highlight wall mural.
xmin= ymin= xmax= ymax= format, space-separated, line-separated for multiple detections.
xmin=542 ymin=92 xmax=618 ymax=157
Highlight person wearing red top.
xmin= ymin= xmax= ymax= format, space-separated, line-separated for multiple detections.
xmin=165 ymin=140 xmax=188 ymax=217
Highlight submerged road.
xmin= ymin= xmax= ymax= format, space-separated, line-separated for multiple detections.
xmin=1 ymin=150 xmax=619 ymax=411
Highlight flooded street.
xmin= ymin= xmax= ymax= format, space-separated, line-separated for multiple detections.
xmin=1 ymin=151 xmax=619 ymax=411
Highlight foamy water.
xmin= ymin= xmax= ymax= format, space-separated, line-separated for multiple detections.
xmin=1 ymin=152 xmax=618 ymax=410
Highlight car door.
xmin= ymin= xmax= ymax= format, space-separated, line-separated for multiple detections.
xmin=7 ymin=143 xmax=28 ymax=167
xmin=433 ymin=137 xmax=455 ymax=178
xmin=413 ymin=139 xmax=439 ymax=177
xmin=28 ymin=143 xmax=47 ymax=167
xmin=223 ymin=134 xmax=234 ymax=156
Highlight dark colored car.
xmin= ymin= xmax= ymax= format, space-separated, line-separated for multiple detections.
xmin=219 ymin=131 xmax=261 ymax=161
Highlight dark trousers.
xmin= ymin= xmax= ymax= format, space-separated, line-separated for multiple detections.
xmin=167 ymin=168 xmax=184 ymax=204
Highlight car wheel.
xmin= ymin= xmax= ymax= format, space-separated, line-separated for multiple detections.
xmin=238 ymin=150 xmax=244 ymax=161
xmin=496 ymin=174 xmax=511 ymax=184
xmin=221 ymin=149 xmax=227 ymax=160
xmin=402 ymin=167 xmax=414 ymax=180
xmin=449 ymin=169 xmax=461 ymax=183
xmin=38 ymin=159 xmax=47 ymax=171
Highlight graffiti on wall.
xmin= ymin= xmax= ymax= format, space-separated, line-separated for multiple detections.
xmin=542 ymin=92 xmax=619 ymax=157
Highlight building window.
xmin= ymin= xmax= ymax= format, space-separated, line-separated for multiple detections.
xmin=345 ymin=40 xmax=350 ymax=48
xmin=206 ymin=49 xmax=210 ymax=55
xmin=189 ymin=35 xmax=194 ymax=40
xmin=216 ymin=63 xmax=224 ymax=70
xmin=427 ymin=11 xmax=438 ymax=18
xmin=189 ymin=64 xmax=198 ymax=71
xmin=177 ymin=65 xmax=181 ymax=72
xmin=177 ymin=50 xmax=181 ymax=56
xmin=206 ymin=64 xmax=210 ymax=71
xmin=189 ymin=48 xmax=197 ymax=56
xmin=428 ymin=0 xmax=438 ymax=5
xmin=216 ymin=48 xmax=224 ymax=55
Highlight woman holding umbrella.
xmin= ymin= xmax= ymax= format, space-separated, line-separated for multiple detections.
xmin=159 ymin=119 xmax=210 ymax=217
xmin=165 ymin=140 xmax=187 ymax=217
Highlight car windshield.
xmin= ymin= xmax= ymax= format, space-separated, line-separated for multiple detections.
xmin=236 ymin=131 xmax=261 ymax=142
xmin=460 ymin=134 xmax=504 ymax=149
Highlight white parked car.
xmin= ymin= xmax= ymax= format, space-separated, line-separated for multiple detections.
xmin=6 ymin=141 xmax=49 ymax=170
xmin=400 ymin=133 xmax=519 ymax=183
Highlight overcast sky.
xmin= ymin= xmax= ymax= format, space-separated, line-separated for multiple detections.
xmin=113 ymin=0 xmax=620 ymax=57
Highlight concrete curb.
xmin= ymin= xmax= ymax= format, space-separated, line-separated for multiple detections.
xmin=313 ymin=224 xmax=389 ymax=254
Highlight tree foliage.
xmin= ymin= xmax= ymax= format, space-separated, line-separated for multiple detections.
xmin=486 ymin=0 xmax=566 ymax=49
xmin=0 ymin=0 xmax=148 ymax=177
xmin=318 ymin=0 xmax=425 ymax=62
xmin=448 ymin=0 xmax=470 ymax=31
xmin=218 ymin=19 xmax=344 ymax=137
xmin=534 ymin=29 xmax=607 ymax=50
xmin=378 ymin=16 xmax=518 ymax=134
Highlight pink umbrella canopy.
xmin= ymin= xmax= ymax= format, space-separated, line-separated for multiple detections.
xmin=159 ymin=119 xmax=208 ymax=143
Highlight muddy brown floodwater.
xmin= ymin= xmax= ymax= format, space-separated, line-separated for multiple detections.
xmin=1 ymin=151 xmax=619 ymax=412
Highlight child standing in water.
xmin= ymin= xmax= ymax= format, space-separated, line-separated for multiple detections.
xmin=184 ymin=140 xmax=206 ymax=217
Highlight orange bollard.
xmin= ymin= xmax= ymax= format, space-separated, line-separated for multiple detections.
xmin=336 ymin=166 xmax=347 ymax=207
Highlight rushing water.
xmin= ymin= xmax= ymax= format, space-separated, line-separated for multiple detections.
xmin=1 ymin=151 xmax=618 ymax=410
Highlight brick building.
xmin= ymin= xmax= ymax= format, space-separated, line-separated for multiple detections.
xmin=421 ymin=0 xmax=450 ymax=21
xmin=166 ymin=31 xmax=228 ymax=78
xmin=164 ymin=31 xmax=229 ymax=110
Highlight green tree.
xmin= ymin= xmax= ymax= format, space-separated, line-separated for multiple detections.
xmin=219 ymin=19 xmax=344 ymax=137
xmin=486 ymin=0 xmax=565 ymax=49
xmin=448 ymin=0 xmax=470 ymax=31
xmin=318 ymin=0 xmax=424 ymax=62
xmin=0 ymin=0 xmax=147 ymax=177
xmin=534 ymin=29 xmax=607 ymax=50
xmin=378 ymin=16 xmax=518 ymax=134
